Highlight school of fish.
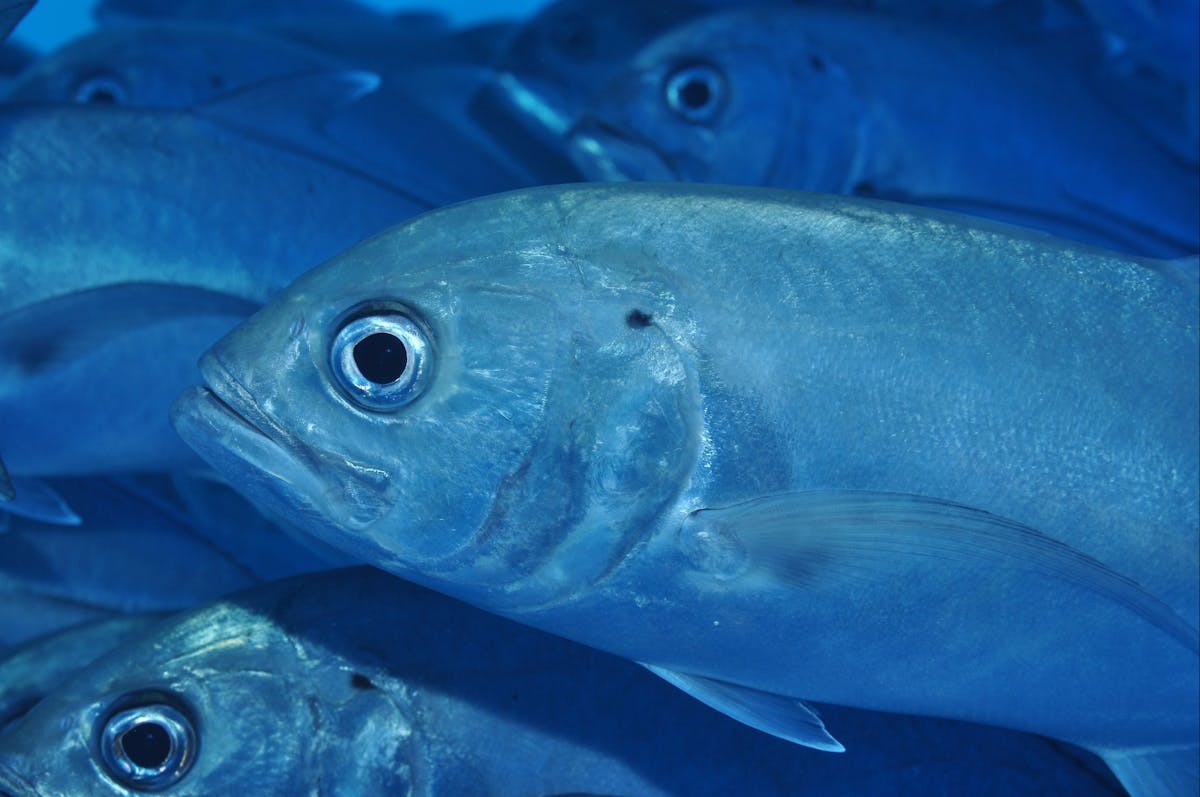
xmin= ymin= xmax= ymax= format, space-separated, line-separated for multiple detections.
xmin=0 ymin=0 xmax=1195 ymax=795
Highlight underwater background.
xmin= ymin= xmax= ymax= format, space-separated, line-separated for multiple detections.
xmin=0 ymin=0 xmax=1195 ymax=794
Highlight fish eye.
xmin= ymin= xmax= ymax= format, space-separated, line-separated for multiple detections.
xmin=331 ymin=311 xmax=432 ymax=411
xmin=98 ymin=702 xmax=196 ymax=791
xmin=72 ymin=73 xmax=128 ymax=105
xmin=662 ymin=63 xmax=725 ymax=124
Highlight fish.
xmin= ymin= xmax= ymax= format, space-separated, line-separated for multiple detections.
xmin=469 ymin=0 xmax=723 ymax=181
xmin=0 ymin=567 xmax=1126 ymax=795
xmin=566 ymin=5 xmax=1200 ymax=258
xmin=0 ymin=615 xmax=161 ymax=732
xmin=3 ymin=20 xmax=348 ymax=107
xmin=172 ymin=183 xmax=1199 ymax=797
xmin=0 ymin=21 xmax=538 ymax=201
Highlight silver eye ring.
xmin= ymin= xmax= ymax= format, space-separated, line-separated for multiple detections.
xmin=331 ymin=311 xmax=432 ymax=411
xmin=72 ymin=73 xmax=128 ymax=105
xmin=663 ymin=63 xmax=725 ymax=124
xmin=99 ymin=703 xmax=197 ymax=791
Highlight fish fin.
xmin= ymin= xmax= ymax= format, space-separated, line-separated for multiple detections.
xmin=682 ymin=490 xmax=1199 ymax=653
xmin=190 ymin=70 xmax=435 ymax=207
xmin=2 ymin=477 xmax=82 ymax=525
xmin=0 ymin=283 xmax=258 ymax=376
xmin=195 ymin=69 xmax=380 ymax=131
xmin=0 ymin=1 xmax=33 ymax=43
xmin=640 ymin=663 xmax=844 ymax=752
xmin=0 ymin=455 xmax=13 ymax=502
xmin=1092 ymin=744 xmax=1199 ymax=797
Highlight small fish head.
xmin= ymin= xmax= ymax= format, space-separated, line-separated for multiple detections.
xmin=496 ymin=0 xmax=706 ymax=120
xmin=569 ymin=8 xmax=864 ymax=192
xmin=0 ymin=594 xmax=415 ymax=795
xmin=174 ymin=188 xmax=703 ymax=606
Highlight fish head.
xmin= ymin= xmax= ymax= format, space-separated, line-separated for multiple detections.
xmin=172 ymin=187 xmax=702 ymax=604
xmin=491 ymin=0 xmax=709 ymax=125
xmin=0 ymin=589 xmax=416 ymax=796
xmin=568 ymin=8 xmax=865 ymax=191
xmin=3 ymin=24 xmax=334 ymax=108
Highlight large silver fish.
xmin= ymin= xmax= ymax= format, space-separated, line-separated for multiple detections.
xmin=172 ymin=183 xmax=1199 ymax=797
xmin=0 ymin=567 xmax=1127 ymax=795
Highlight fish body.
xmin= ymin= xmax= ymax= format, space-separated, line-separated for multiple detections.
xmin=568 ymin=5 xmax=1199 ymax=258
xmin=173 ymin=183 xmax=1199 ymax=794
xmin=0 ymin=567 xmax=1126 ymax=795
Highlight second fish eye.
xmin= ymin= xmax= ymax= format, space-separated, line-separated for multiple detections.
xmin=72 ymin=73 xmax=128 ymax=105
xmin=98 ymin=702 xmax=197 ymax=791
xmin=663 ymin=63 xmax=725 ymax=123
xmin=330 ymin=311 xmax=432 ymax=412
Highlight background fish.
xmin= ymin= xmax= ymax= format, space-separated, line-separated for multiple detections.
xmin=0 ymin=567 xmax=1124 ymax=795
xmin=0 ymin=474 xmax=334 ymax=650
xmin=567 ymin=4 xmax=1199 ymax=258
xmin=172 ymin=183 xmax=1198 ymax=797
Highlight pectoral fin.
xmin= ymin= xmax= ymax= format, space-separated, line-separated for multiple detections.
xmin=681 ymin=490 xmax=1198 ymax=653
xmin=1093 ymin=744 xmax=1199 ymax=797
xmin=1 ymin=477 xmax=81 ymax=526
xmin=0 ymin=283 xmax=258 ymax=376
xmin=641 ymin=664 xmax=844 ymax=752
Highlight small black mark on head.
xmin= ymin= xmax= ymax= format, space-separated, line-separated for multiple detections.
xmin=350 ymin=672 xmax=376 ymax=691
xmin=625 ymin=309 xmax=653 ymax=329
xmin=808 ymin=54 xmax=826 ymax=72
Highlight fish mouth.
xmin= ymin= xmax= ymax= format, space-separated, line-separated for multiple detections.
xmin=567 ymin=118 xmax=679 ymax=182
xmin=170 ymin=356 xmax=336 ymax=528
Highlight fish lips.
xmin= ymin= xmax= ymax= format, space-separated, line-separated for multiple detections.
xmin=567 ymin=118 xmax=679 ymax=182
xmin=171 ymin=354 xmax=389 ymax=535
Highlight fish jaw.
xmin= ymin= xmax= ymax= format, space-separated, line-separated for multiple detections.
xmin=567 ymin=119 xmax=679 ymax=182
xmin=170 ymin=352 xmax=393 ymax=542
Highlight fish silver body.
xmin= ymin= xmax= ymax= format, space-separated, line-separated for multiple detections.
xmin=172 ymin=183 xmax=1199 ymax=794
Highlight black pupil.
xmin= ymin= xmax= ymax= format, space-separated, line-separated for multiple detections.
xmin=121 ymin=721 xmax=171 ymax=769
xmin=353 ymin=332 xmax=408 ymax=385
xmin=84 ymin=86 xmax=117 ymax=104
xmin=679 ymin=77 xmax=711 ymax=109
